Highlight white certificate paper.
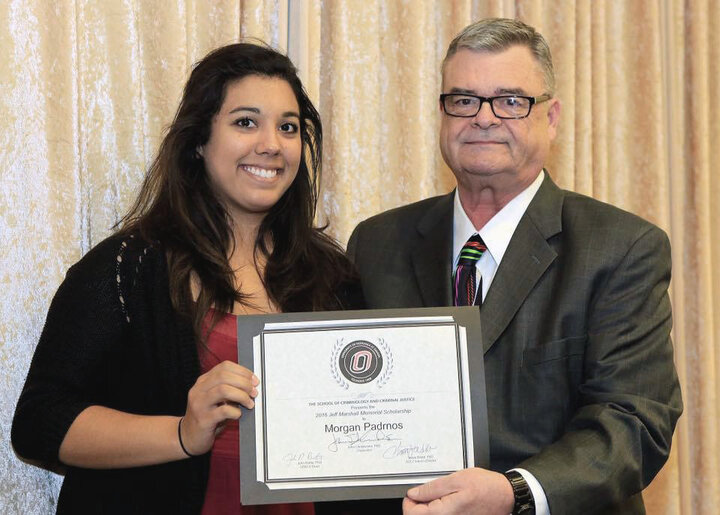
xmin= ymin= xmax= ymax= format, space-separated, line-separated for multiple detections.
xmin=239 ymin=307 xmax=487 ymax=504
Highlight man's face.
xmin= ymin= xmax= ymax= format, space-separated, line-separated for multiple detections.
xmin=439 ymin=45 xmax=560 ymax=192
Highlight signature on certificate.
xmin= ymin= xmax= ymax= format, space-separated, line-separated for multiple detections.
xmin=327 ymin=430 xmax=400 ymax=452
xmin=282 ymin=451 xmax=323 ymax=464
xmin=382 ymin=441 xmax=437 ymax=459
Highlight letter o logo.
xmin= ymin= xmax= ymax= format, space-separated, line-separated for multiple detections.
xmin=339 ymin=341 xmax=383 ymax=384
xmin=350 ymin=350 xmax=373 ymax=373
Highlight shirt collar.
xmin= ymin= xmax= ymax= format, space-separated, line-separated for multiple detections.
xmin=453 ymin=170 xmax=545 ymax=266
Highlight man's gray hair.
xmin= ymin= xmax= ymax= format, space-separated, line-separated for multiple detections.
xmin=443 ymin=18 xmax=556 ymax=95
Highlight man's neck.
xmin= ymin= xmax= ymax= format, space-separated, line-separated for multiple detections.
xmin=457 ymin=170 xmax=542 ymax=229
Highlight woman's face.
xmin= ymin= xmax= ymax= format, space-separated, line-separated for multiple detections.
xmin=200 ymin=75 xmax=302 ymax=224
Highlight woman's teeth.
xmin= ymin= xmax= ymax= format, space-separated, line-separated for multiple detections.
xmin=243 ymin=165 xmax=278 ymax=178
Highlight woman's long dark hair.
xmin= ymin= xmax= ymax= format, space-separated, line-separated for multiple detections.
xmin=120 ymin=43 xmax=357 ymax=339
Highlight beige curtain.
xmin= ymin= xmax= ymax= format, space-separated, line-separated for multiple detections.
xmin=0 ymin=0 xmax=280 ymax=511
xmin=1 ymin=1 xmax=717 ymax=513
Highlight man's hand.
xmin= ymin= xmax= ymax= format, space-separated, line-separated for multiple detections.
xmin=403 ymin=467 xmax=515 ymax=515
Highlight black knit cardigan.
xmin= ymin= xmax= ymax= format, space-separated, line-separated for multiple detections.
xmin=12 ymin=234 xmax=365 ymax=513
xmin=12 ymin=234 xmax=210 ymax=513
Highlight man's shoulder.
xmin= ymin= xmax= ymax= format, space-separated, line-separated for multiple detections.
xmin=560 ymin=189 xmax=662 ymax=232
xmin=354 ymin=193 xmax=452 ymax=232
xmin=552 ymin=188 xmax=669 ymax=253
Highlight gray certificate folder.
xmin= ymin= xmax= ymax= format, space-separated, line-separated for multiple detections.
xmin=237 ymin=306 xmax=488 ymax=504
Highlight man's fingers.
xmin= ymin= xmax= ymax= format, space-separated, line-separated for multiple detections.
xmin=402 ymin=496 xmax=421 ymax=513
xmin=403 ymin=495 xmax=453 ymax=515
xmin=403 ymin=496 xmax=435 ymax=514
xmin=407 ymin=476 xmax=457 ymax=503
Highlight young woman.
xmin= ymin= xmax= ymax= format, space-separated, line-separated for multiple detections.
xmin=12 ymin=43 xmax=364 ymax=514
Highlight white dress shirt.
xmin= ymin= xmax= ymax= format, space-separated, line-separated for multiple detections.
xmin=452 ymin=170 xmax=551 ymax=515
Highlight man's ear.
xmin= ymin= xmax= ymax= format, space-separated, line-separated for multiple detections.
xmin=546 ymin=98 xmax=561 ymax=141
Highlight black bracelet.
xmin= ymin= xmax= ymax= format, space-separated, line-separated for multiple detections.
xmin=178 ymin=417 xmax=200 ymax=458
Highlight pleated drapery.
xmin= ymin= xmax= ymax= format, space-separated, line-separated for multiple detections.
xmin=1 ymin=1 xmax=717 ymax=513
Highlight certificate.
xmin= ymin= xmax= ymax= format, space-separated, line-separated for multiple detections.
xmin=238 ymin=307 xmax=488 ymax=504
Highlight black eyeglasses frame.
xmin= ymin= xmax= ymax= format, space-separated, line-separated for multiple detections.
xmin=440 ymin=93 xmax=552 ymax=119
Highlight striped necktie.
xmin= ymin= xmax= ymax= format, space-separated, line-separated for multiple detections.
xmin=453 ymin=234 xmax=487 ymax=306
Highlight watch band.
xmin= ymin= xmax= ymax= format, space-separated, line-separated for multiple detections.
xmin=504 ymin=470 xmax=536 ymax=515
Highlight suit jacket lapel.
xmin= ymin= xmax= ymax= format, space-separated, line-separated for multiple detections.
xmin=412 ymin=192 xmax=454 ymax=307
xmin=481 ymin=172 xmax=564 ymax=353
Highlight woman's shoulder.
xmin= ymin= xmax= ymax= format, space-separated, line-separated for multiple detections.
xmin=60 ymin=233 xmax=167 ymax=316
xmin=68 ymin=232 xmax=163 ymax=277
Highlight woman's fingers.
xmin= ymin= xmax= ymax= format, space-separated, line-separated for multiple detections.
xmin=207 ymin=401 xmax=244 ymax=424
xmin=207 ymin=383 xmax=256 ymax=410
xmin=181 ymin=360 xmax=261 ymax=453
xmin=186 ymin=361 xmax=259 ymax=422
xmin=195 ymin=361 xmax=259 ymax=395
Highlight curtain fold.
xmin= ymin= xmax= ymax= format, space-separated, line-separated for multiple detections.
xmin=0 ymin=2 xmax=276 ymax=512
xmin=662 ymin=0 xmax=720 ymax=513
xmin=1 ymin=1 xmax=717 ymax=513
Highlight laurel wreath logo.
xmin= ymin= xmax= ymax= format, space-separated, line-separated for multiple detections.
xmin=376 ymin=337 xmax=394 ymax=388
xmin=331 ymin=338 xmax=350 ymax=389
xmin=331 ymin=337 xmax=394 ymax=389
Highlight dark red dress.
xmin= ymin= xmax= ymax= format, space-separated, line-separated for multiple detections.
xmin=200 ymin=311 xmax=315 ymax=515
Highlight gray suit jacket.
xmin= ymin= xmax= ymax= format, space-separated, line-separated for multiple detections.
xmin=347 ymin=173 xmax=682 ymax=515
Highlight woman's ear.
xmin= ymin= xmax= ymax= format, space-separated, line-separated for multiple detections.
xmin=196 ymin=146 xmax=204 ymax=159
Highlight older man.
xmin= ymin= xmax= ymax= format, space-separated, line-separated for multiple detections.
xmin=347 ymin=18 xmax=681 ymax=515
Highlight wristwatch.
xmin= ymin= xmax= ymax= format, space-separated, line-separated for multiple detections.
xmin=504 ymin=470 xmax=535 ymax=515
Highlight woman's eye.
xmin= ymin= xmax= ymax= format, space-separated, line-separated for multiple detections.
xmin=234 ymin=117 xmax=257 ymax=128
xmin=280 ymin=122 xmax=299 ymax=134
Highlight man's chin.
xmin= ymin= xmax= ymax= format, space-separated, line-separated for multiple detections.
xmin=456 ymin=166 xmax=508 ymax=178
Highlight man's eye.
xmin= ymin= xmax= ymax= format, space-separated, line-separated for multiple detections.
xmin=455 ymin=97 xmax=476 ymax=106
xmin=502 ymin=97 xmax=523 ymax=107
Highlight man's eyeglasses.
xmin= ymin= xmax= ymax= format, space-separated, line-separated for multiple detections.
xmin=440 ymin=93 xmax=552 ymax=119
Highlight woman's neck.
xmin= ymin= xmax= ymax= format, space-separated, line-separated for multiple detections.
xmin=227 ymin=221 xmax=278 ymax=315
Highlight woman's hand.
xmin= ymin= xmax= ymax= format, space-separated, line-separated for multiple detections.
xmin=56 ymin=362 xmax=259 ymax=467
xmin=179 ymin=360 xmax=259 ymax=456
